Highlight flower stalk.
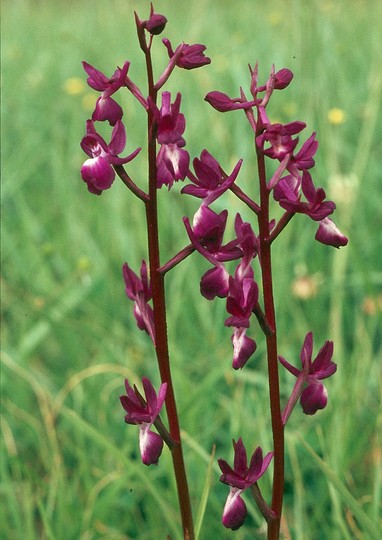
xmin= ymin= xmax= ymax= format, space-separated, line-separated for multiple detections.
xmin=256 ymin=146 xmax=284 ymax=538
xmin=142 ymin=24 xmax=195 ymax=539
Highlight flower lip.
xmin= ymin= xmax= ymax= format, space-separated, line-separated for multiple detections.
xmin=139 ymin=425 xmax=164 ymax=465
xmin=300 ymin=382 xmax=328 ymax=415
xmin=230 ymin=327 xmax=257 ymax=369
xmin=315 ymin=217 xmax=348 ymax=248
xmin=222 ymin=488 xmax=247 ymax=530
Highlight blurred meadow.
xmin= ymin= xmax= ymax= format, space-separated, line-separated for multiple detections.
xmin=2 ymin=0 xmax=382 ymax=538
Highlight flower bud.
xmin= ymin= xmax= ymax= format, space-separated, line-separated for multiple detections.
xmin=144 ymin=13 xmax=167 ymax=35
xmin=274 ymin=68 xmax=294 ymax=89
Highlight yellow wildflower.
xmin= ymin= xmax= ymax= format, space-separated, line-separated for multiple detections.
xmin=64 ymin=77 xmax=85 ymax=95
xmin=327 ymin=108 xmax=346 ymax=125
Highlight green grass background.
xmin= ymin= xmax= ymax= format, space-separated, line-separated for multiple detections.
xmin=2 ymin=0 xmax=381 ymax=538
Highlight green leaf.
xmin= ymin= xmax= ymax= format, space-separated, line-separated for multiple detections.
xmin=195 ymin=445 xmax=216 ymax=540
xmin=298 ymin=435 xmax=380 ymax=540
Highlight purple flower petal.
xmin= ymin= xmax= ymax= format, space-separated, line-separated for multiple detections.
xmin=247 ymin=447 xmax=274 ymax=485
xmin=300 ymin=332 xmax=313 ymax=369
xmin=108 ymin=120 xmax=126 ymax=155
xmin=225 ymin=277 xmax=258 ymax=328
xmin=82 ymin=61 xmax=110 ymax=91
xmin=310 ymin=341 xmax=336 ymax=379
xmin=291 ymin=132 xmax=318 ymax=171
xmin=278 ymin=355 xmax=301 ymax=377
xmin=273 ymin=174 xmax=300 ymax=203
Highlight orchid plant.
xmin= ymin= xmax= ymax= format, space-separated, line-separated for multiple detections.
xmin=79 ymin=4 xmax=348 ymax=539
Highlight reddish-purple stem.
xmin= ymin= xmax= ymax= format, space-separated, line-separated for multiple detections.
xmin=143 ymin=35 xmax=194 ymax=540
xmin=159 ymin=244 xmax=195 ymax=275
xmin=256 ymin=142 xmax=285 ymax=540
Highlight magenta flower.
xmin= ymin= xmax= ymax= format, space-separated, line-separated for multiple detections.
xmin=225 ymin=272 xmax=258 ymax=369
xmin=120 ymin=377 xmax=167 ymax=465
xmin=223 ymin=216 xmax=259 ymax=369
xmin=218 ymin=438 xmax=273 ymax=530
xmin=122 ymin=261 xmax=155 ymax=343
xmin=279 ymin=332 xmax=337 ymax=418
xmin=154 ymin=92 xmax=186 ymax=146
xmin=181 ymin=150 xmax=242 ymax=205
xmin=187 ymin=206 xmax=242 ymax=262
xmin=183 ymin=205 xmax=246 ymax=300
xmin=225 ymin=276 xmax=258 ymax=329
xmin=256 ymin=121 xmax=306 ymax=160
xmin=150 ymin=92 xmax=190 ymax=188
xmin=82 ymin=61 xmax=130 ymax=125
xmin=80 ymin=120 xmax=140 ymax=194
xmin=315 ymin=217 xmax=348 ymax=248
xmin=287 ymin=132 xmax=318 ymax=175
xmin=191 ymin=206 xmax=229 ymax=254
xmin=183 ymin=209 xmax=258 ymax=304
xmin=162 ymin=38 xmax=211 ymax=70
xmin=274 ymin=171 xmax=336 ymax=221
xmin=233 ymin=214 xmax=259 ymax=280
